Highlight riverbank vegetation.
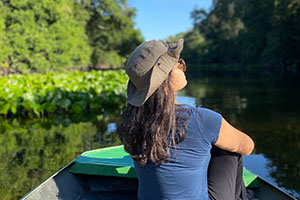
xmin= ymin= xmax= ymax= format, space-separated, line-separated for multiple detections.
xmin=0 ymin=0 xmax=143 ymax=75
xmin=1 ymin=0 xmax=298 ymax=76
xmin=168 ymin=0 xmax=300 ymax=75
xmin=0 ymin=1 xmax=299 ymax=199
xmin=0 ymin=70 xmax=128 ymax=119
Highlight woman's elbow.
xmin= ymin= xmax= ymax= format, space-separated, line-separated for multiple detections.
xmin=243 ymin=139 xmax=255 ymax=156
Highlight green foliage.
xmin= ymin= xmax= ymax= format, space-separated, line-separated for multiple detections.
xmin=0 ymin=0 xmax=92 ymax=73
xmin=165 ymin=30 xmax=206 ymax=65
xmin=0 ymin=70 xmax=128 ymax=118
xmin=0 ymin=114 xmax=121 ymax=199
xmin=0 ymin=0 xmax=143 ymax=73
xmin=181 ymin=0 xmax=300 ymax=75
xmin=84 ymin=0 xmax=144 ymax=67
xmin=0 ymin=2 xmax=12 ymax=68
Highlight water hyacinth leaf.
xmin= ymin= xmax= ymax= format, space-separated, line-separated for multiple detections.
xmin=78 ymin=100 xmax=88 ymax=109
xmin=0 ymin=103 xmax=10 ymax=114
xmin=46 ymin=91 xmax=56 ymax=102
xmin=32 ymin=104 xmax=41 ymax=117
xmin=54 ymin=90 xmax=63 ymax=100
xmin=10 ymin=102 xmax=17 ymax=114
xmin=89 ymin=102 xmax=99 ymax=110
xmin=61 ymin=99 xmax=72 ymax=109
xmin=0 ymin=70 xmax=128 ymax=118
xmin=22 ymin=100 xmax=32 ymax=110
xmin=45 ymin=103 xmax=57 ymax=113
xmin=23 ymin=92 xmax=34 ymax=102
xmin=40 ymin=103 xmax=48 ymax=111
xmin=71 ymin=102 xmax=83 ymax=113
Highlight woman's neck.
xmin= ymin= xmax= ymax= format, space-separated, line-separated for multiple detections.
xmin=173 ymin=93 xmax=178 ymax=105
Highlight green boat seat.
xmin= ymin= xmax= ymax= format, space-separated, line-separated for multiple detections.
xmin=68 ymin=145 xmax=259 ymax=187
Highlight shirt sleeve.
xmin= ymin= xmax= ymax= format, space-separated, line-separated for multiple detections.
xmin=197 ymin=107 xmax=222 ymax=144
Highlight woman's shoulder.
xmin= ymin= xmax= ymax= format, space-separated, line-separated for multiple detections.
xmin=196 ymin=107 xmax=222 ymax=118
xmin=176 ymin=104 xmax=222 ymax=118
xmin=176 ymin=105 xmax=222 ymax=144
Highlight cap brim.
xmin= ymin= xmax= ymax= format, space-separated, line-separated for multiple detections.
xmin=127 ymin=56 xmax=174 ymax=107
xmin=127 ymin=79 xmax=150 ymax=107
xmin=127 ymin=39 xmax=184 ymax=107
xmin=167 ymin=38 xmax=184 ymax=59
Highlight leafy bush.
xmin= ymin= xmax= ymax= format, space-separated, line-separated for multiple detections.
xmin=86 ymin=0 xmax=143 ymax=67
xmin=0 ymin=0 xmax=92 ymax=73
xmin=0 ymin=70 xmax=128 ymax=118
xmin=0 ymin=0 xmax=144 ymax=74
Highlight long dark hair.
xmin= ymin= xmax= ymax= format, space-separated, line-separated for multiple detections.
xmin=117 ymin=75 xmax=190 ymax=166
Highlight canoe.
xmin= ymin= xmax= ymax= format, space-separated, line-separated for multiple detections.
xmin=21 ymin=145 xmax=296 ymax=200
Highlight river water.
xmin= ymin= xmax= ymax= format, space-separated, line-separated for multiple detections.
xmin=179 ymin=73 xmax=300 ymax=198
xmin=0 ymin=73 xmax=299 ymax=199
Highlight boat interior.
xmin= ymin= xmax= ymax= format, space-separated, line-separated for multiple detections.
xmin=23 ymin=167 xmax=295 ymax=200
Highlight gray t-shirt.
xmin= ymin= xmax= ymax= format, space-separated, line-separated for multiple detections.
xmin=134 ymin=105 xmax=222 ymax=200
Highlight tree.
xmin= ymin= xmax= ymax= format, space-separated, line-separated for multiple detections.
xmin=0 ymin=0 xmax=92 ymax=73
xmin=192 ymin=0 xmax=245 ymax=65
xmin=0 ymin=3 xmax=12 ymax=72
xmin=187 ymin=0 xmax=300 ymax=74
xmin=0 ymin=0 xmax=143 ymax=73
xmin=83 ymin=0 xmax=143 ymax=68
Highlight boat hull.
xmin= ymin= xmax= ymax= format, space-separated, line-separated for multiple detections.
xmin=23 ymin=167 xmax=138 ymax=200
xmin=21 ymin=146 xmax=296 ymax=200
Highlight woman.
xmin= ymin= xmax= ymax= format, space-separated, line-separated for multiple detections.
xmin=117 ymin=39 xmax=255 ymax=200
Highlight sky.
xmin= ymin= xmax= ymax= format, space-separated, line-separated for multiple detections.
xmin=127 ymin=0 xmax=212 ymax=41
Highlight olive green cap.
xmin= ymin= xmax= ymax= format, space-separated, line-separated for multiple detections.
xmin=125 ymin=39 xmax=184 ymax=106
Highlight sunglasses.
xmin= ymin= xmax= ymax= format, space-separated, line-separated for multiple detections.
xmin=178 ymin=58 xmax=186 ymax=72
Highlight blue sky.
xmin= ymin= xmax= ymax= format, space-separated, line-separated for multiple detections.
xmin=127 ymin=0 xmax=212 ymax=41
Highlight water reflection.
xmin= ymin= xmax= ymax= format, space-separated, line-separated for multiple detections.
xmin=0 ymin=114 xmax=121 ymax=200
xmin=1 ymin=74 xmax=299 ymax=199
xmin=243 ymin=154 xmax=300 ymax=198
xmin=183 ymin=74 xmax=300 ymax=198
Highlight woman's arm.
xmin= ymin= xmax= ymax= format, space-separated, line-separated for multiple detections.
xmin=214 ymin=118 xmax=255 ymax=156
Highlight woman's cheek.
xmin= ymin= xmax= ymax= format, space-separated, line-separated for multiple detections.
xmin=179 ymin=77 xmax=187 ymax=90
xmin=170 ymin=72 xmax=187 ymax=92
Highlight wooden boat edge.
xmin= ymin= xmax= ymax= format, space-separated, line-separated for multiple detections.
xmin=248 ymin=170 xmax=297 ymax=200
xmin=20 ymin=147 xmax=298 ymax=200
xmin=20 ymin=157 xmax=78 ymax=200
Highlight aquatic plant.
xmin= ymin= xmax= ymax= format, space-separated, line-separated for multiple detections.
xmin=0 ymin=70 xmax=128 ymax=118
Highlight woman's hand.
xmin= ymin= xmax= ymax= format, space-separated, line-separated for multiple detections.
xmin=214 ymin=118 xmax=255 ymax=156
